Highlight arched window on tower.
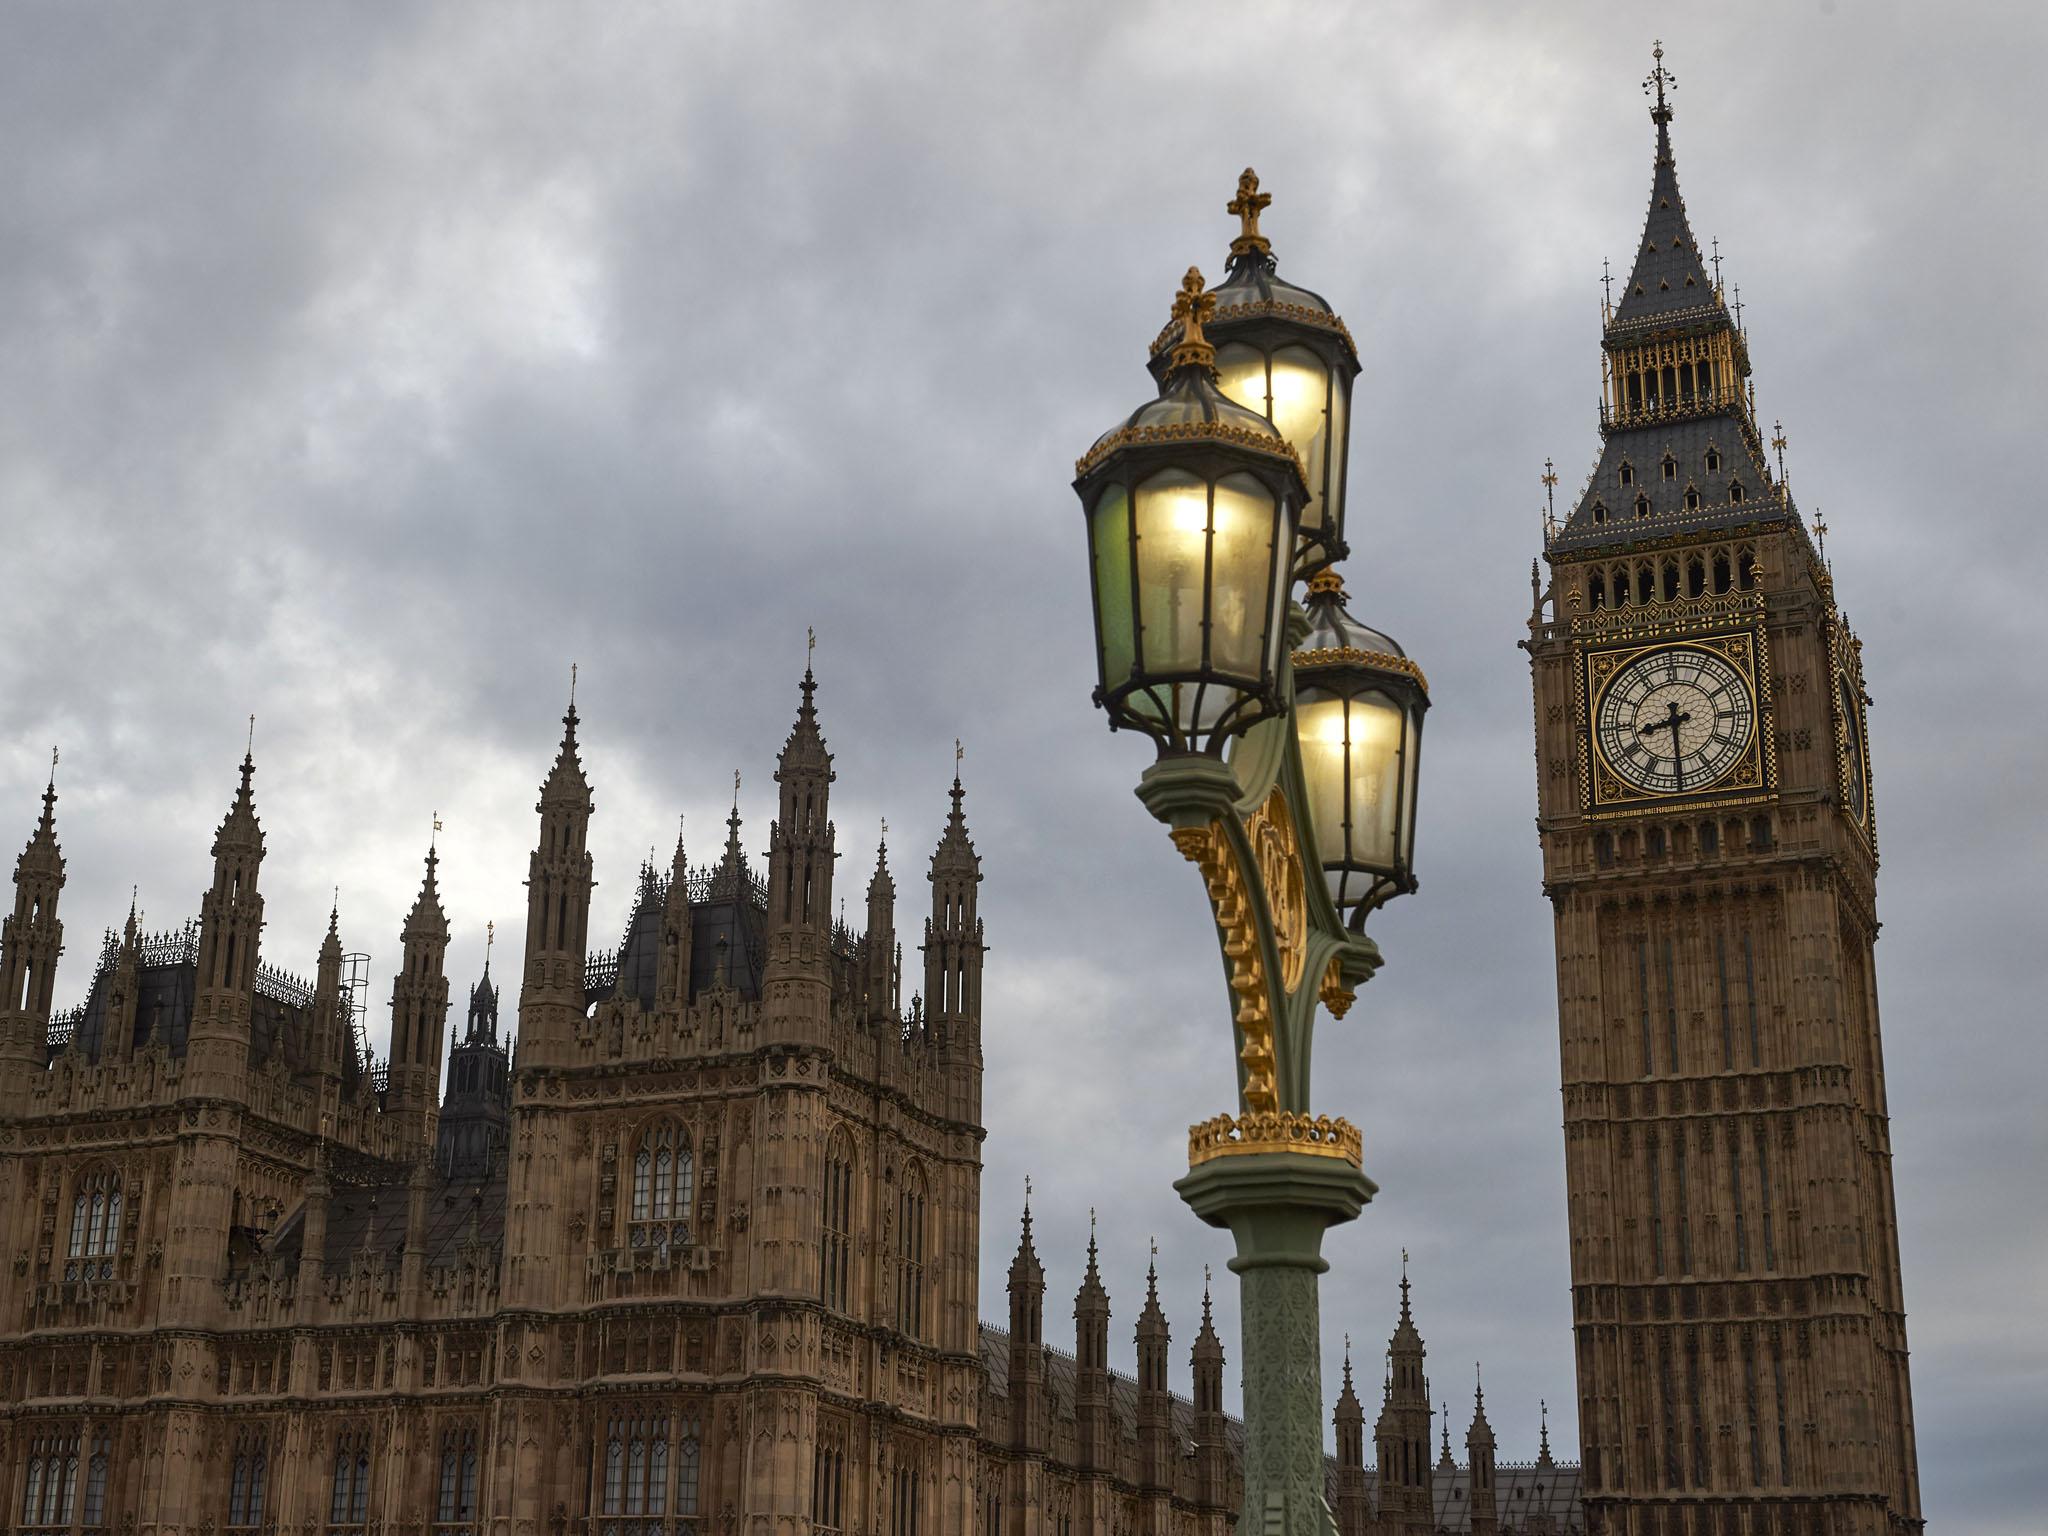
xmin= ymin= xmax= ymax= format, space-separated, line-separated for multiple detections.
xmin=1589 ymin=572 xmax=1607 ymax=609
xmin=1661 ymin=560 xmax=1680 ymax=601
xmin=598 ymin=1414 xmax=675 ymax=1519
xmin=1683 ymin=485 xmax=1702 ymax=512
xmin=1635 ymin=494 xmax=1652 ymax=520
xmin=1729 ymin=481 xmax=1745 ymax=503
xmin=1737 ymin=549 xmax=1758 ymax=590
xmin=227 ymin=1429 xmax=268 ymax=1529
xmin=1619 ymin=462 xmax=1635 ymax=487
xmin=822 ymin=1131 xmax=855 ymax=1313
xmin=1637 ymin=565 xmax=1655 ymax=606
xmin=1705 ymin=447 xmax=1722 ymax=474
xmin=1687 ymin=557 xmax=1706 ymax=598
xmin=437 ymin=1425 xmax=480 ymax=1529
xmin=1662 ymin=454 xmax=1678 ymax=481
xmin=630 ymin=1121 xmax=693 ymax=1252
xmin=21 ymin=1432 xmax=81 ymax=1530
xmin=895 ymin=1166 xmax=929 ymax=1339
xmin=328 ymin=1430 xmax=371 ymax=1531
xmin=1713 ymin=553 xmax=1733 ymax=594
xmin=1592 ymin=500 xmax=1608 ymax=526
xmin=68 ymin=1169 xmax=123 ymax=1282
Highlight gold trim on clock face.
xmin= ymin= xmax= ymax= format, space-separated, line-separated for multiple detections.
xmin=1838 ymin=674 xmax=1869 ymax=824
xmin=1592 ymin=645 xmax=1757 ymax=797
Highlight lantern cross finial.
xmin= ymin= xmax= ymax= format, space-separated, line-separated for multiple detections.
xmin=1227 ymin=167 xmax=1273 ymax=262
xmin=1645 ymin=40 xmax=1675 ymax=125
xmin=1168 ymin=267 xmax=1219 ymax=375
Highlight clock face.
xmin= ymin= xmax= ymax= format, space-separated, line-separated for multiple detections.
xmin=1593 ymin=646 xmax=1756 ymax=796
xmin=1838 ymin=676 xmax=1868 ymax=823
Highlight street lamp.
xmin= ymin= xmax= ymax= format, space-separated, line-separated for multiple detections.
xmin=1072 ymin=175 xmax=1428 ymax=1536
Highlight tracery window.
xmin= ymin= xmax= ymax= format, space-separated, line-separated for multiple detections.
xmin=19 ymin=1432 xmax=80 ymax=1530
xmin=895 ymin=1169 xmax=927 ymax=1339
xmin=812 ymin=1424 xmax=847 ymax=1534
xmin=890 ymin=1451 xmax=923 ymax=1536
xmin=822 ymin=1134 xmax=855 ymax=1313
xmin=437 ymin=1425 xmax=481 ymax=1531
xmin=630 ymin=1121 xmax=694 ymax=1252
xmin=66 ymin=1169 xmax=123 ymax=1281
xmin=227 ymin=1429 xmax=268 ymax=1529
xmin=83 ymin=1433 xmax=109 ymax=1527
xmin=327 ymin=1430 xmax=371 ymax=1532
xmin=598 ymin=1412 xmax=697 ymax=1532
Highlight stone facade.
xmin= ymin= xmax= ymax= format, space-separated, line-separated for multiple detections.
xmin=4 ymin=672 xmax=1570 ymax=1536
xmin=1524 ymin=59 xmax=1921 ymax=1536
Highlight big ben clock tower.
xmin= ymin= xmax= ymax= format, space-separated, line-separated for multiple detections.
xmin=1526 ymin=49 xmax=1922 ymax=1536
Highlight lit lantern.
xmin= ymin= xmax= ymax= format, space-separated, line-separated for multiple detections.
xmin=1076 ymin=268 xmax=1308 ymax=755
xmin=1151 ymin=169 xmax=1361 ymax=576
xmin=1292 ymin=569 xmax=1428 ymax=922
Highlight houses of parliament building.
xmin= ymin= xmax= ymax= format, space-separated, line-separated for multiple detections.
xmin=0 ymin=54 xmax=1916 ymax=1536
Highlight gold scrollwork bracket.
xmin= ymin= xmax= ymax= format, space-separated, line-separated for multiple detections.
xmin=1170 ymin=821 xmax=1279 ymax=1114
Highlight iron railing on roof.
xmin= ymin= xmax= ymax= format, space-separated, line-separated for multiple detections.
xmin=46 ymin=1005 xmax=82 ymax=1050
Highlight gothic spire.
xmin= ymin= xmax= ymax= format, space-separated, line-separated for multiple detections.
xmin=1612 ymin=42 xmax=1713 ymax=326
xmin=540 ymin=678 xmax=591 ymax=809
xmin=212 ymin=740 xmax=263 ymax=859
xmin=1537 ymin=1399 xmax=1555 ymax=1468
xmin=15 ymin=748 xmax=63 ymax=880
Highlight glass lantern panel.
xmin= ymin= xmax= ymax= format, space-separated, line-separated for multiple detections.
xmin=1325 ymin=369 xmax=1350 ymax=548
xmin=1207 ymin=472 xmax=1278 ymax=676
xmin=1133 ymin=469 xmax=1215 ymax=677
xmin=1349 ymin=689 xmax=1407 ymax=870
xmin=1270 ymin=345 xmax=1332 ymax=536
xmin=1214 ymin=343 xmax=1269 ymax=417
xmin=1090 ymin=484 xmax=1136 ymax=691
xmin=1398 ymin=693 xmax=1423 ymax=870
xmin=1294 ymin=692 xmax=1353 ymax=871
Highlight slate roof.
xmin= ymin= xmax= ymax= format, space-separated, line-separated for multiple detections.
xmin=1552 ymin=415 xmax=1794 ymax=554
xmin=1610 ymin=101 xmax=1714 ymax=331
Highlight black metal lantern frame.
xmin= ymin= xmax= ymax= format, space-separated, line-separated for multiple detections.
xmin=1076 ymin=435 xmax=1305 ymax=757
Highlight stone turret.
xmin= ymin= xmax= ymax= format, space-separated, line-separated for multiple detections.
xmin=1136 ymin=1251 xmax=1172 ymax=1493
xmin=654 ymin=823 xmax=692 ymax=1015
xmin=515 ymin=695 xmax=594 ymax=1071
xmin=1373 ymin=1257 xmax=1433 ymax=1536
xmin=0 ymin=763 xmax=64 ymax=1105
xmin=924 ymin=761 xmax=983 ymax=1120
xmin=1073 ymin=1215 xmax=1112 ymax=1473
xmin=1192 ymin=1271 xmax=1228 ymax=1510
xmin=861 ymin=832 xmax=898 ymax=1026
xmin=762 ymin=666 xmax=835 ymax=1046
xmin=1334 ymin=1340 xmax=1369 ymax=1536
xmin=1467 ymin=1368 xmax=1498 ymax=1536
xmin=186 ymin=749 xmax=264 ymax=1099
xmin=1006 ymin=1197 xmax=1045 ymax=1455
xmin=437 ymin=942 xmax=510 ymax=1179
xmin=386 ymin=845 xmax=452 ymax=1150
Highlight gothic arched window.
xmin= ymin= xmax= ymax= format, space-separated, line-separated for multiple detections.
xmin=1684 ymin=485 xmax=1702 ymax=512
xmin=227 ymin=1429 xmax=268 ymax=1528
xmin=630 ymin=1121 xmax=694 ymax=1251
xmin=895 ymin=1166 xmax=929 ymax=1339
xmin=21 ymin=1432 xmax=81 ymax=1529
xmin=1705 ymin=447 xmax=1722 ymax=474
xmin=1729 ymin=481 xmax=1745 ymax=503
xmin=68 ymin=1168 xmax=123 ymax=1279
xmin=1635 ymin=494 xmax=1652 ymax=519
xmin=438 ymin=1425 xmax=480 ymax=1525
xmin=677 ymin=1419 xmax=701 ymax=1516
xmin=328 ymin=1430 xmax=371 ymax=1529
xmin=600 ymin=1414 xmax=684 ymax=1518
xmin=822 ymin=1131 xmax=855 ymax=1313
xmin=1619 ymin=461 xmax=1634 ymax=487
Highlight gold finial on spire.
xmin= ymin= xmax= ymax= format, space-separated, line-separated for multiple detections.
xmin=1644 ymin=39 xmax=1674 ymax=125
xmin=807 ymin=625 xmax=816 ymax=672
xmin=733 ymin=770 xmax=741 ymax=808
xmin=1813 ymin=507 xmax=1828 ymax=561
xmin=1227 ymin=167 xmax=1272 ymax=261
xmin=569 ymin=661 xmax=577 ymax=707
xmin=246 ymin=715 xmax=256 ymax=755
xmin=1168 ymin=267 xmax=1218 ymax=376
xmin=486 ymin=919 xmax=494 ymax=960
xmin=1771 ymin=419 xmax=1788 ymax=482
xmin=432 ymin=812 xmax=443 ymax=849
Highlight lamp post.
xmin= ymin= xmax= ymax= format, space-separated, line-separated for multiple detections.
xmin=1072 ymin=176 xmax=1427 ymax=1536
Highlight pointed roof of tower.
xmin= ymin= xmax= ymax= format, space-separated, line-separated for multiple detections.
xmin=1335 ymin=1334 xmax=1360 ymax=1415
xmin=1469 ymin=1363 xmax=1495 ymax=1443
xmin=539 ymin=677 xmax=592 ymax=810
xmin=1007 ymin=1187 xmax=1044 ymax=1289
xmin=1438 ymin=1403 xmax=1455 ymax=1470
xmin=868 ymin=827 xmax=895 ymax=902
xmin=211 ymin=744 xmax=264 ymax=858
xmin=406 ymin=843 xmax=447 ymax=933
xmin=1137 ymin=1241 xmax=1168 ymax=1339
xmin=1391 ymin=1248 xmax=1424 ymax=1354
xmin=668 ymin=816 xmax=690 ymax=888
xmin=1537 ymin=1398 xmax=1555 ymax=1468
xmin=711 ymin=775 xmax=749 ymax=897
xmin=1610 ymin=43 xmax=1715 ymax=330
xmin=17 ymin=748 xmax=64 ymax=876
xmin=931 ymin=744 xmax=979 ymax=877
xmin=1193 ymin=1264 xmax=1222 ymax=1361
xmin=775 ymin=652 xmax=834 ymax=780
xmin=1076 ymin=1208 xmax=1109 ymax=1313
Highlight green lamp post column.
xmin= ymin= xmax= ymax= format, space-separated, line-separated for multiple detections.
xmin=1073 ymin=180 xmax=1428 ymax=1536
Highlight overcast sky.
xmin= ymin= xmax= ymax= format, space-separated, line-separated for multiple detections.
xmin=2 ymin=2 xmax=2042 ymax=1529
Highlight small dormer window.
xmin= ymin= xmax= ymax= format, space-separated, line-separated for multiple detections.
xmin=1635 ymin=494 xmax=1651 ymax=519
xmin=1684 ymin=274 xmax=1697 ymax=286
xmin=1729 ymin=481 xmax=1745 ymax=503
xmin=1684 ymin=486 xmax=1701 ymax=512
xmin=1662 ymin=456 xmax=1678 ymax=481
xmin=1706 ymin=448 xmax=1722 ymax=473
xmin=1592 ymin=501 xmax=1608 ymax=525
xmin=1620 ymin=462 xmax=1635 ymax=487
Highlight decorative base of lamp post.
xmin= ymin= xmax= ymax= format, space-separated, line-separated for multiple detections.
xmin=1176 ymin=1149 xmax=1375 ymax=1536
